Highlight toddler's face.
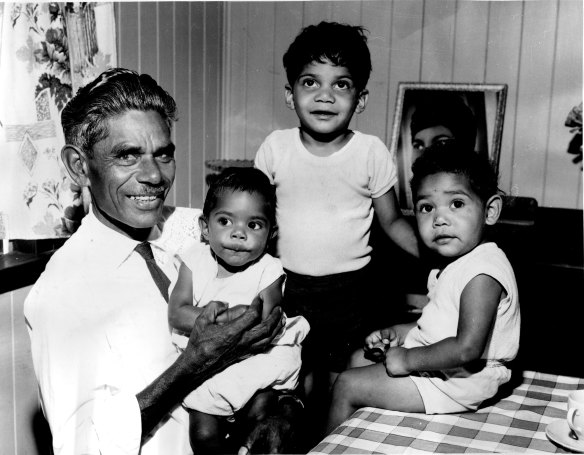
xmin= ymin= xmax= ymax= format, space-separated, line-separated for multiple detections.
xmin=285 ymin=60 xmax=366 ymax=139
xmin=414 ymin=172 xmax=487 ymax=259
xmin=203 ymin=190 xmax=272 ymax=271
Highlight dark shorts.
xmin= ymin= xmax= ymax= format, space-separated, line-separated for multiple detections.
xmin=282 ymin=265 xmax=378 ymax=372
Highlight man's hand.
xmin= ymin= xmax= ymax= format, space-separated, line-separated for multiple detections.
xmin=183 ymin=297 xmax=284 ymax=378
xmin=137 ymin=297 xmax=284 ymax=439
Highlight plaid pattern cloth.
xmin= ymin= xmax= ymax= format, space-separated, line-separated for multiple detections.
xmin=310 ymin=371 xmax=584 ymax=454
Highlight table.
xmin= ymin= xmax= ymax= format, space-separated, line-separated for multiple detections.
xmin=310 ymin=371 xmax=584 ymax=454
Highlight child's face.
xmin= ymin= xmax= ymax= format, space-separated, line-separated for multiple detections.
xmin=202 ymin=190 xmax=272 ymax=270
xmin=285 ymin=60 xmax=367 ymax=139
xmin=414 ymin=172 xmax=488 ymax=259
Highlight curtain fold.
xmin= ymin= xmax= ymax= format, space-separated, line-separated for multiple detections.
xmin=0 ymin=2 xmax=116 ymax=239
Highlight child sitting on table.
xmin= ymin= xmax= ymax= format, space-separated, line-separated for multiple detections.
xmin=169 ymin=167 xmax=309 ymax=454
xmin=254 ymin=21 xmax=419 ymax=440
xmin=326 ymin=142 xmax=520 ymax=431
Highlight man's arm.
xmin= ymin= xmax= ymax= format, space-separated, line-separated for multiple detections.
xmin=138 ymin=298 xmax=284 ymax=439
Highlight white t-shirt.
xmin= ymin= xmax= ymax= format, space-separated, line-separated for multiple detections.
xmin=255 ymin=128 xmax=397 ymax=276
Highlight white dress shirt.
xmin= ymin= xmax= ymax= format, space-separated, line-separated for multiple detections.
xmin=24 ymin=206 xmax=202 ymax=455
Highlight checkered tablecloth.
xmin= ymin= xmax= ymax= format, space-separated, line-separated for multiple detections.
xmin=310 ymin=371 xmax=584 ymax=454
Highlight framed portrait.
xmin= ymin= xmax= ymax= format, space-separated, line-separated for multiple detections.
xmin=389 ymin=82 xmax=508 ymax=212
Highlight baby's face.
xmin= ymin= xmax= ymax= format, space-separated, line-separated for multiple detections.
xmin=414 ymin=172 xmax=487 ymax=259
xmin=204 ymin=190 xmax=272 ymax=271
xmin=285 ymin=59 xmax=366 ymax=139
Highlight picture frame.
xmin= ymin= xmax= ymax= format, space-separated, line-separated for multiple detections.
xmin=389 ymin=82 xmax=508 ymax=212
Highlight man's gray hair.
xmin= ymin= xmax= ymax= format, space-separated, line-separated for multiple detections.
xmin=61 ymin=68 xmax=177 ymax=156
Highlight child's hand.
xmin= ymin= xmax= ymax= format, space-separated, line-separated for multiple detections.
xmin=363 ymin=328 xmax=393 ymax=362
xmin=383 ymin=346 xmax=410 ymax=377
xmin=364 ymin=328 xmax=394 ymax=351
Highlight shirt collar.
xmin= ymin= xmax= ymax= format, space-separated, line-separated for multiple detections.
xmin=78 ymin=208 xmax=164 ymax=269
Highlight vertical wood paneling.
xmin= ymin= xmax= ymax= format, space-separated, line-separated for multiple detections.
xmin=189 ymin=2 xmax=206 ymax=207
xmin=200 ymin=2 xmax=223 ymax=206
xmin=223 ymin=2 xmax=248 ymax=159
xmin=173 ymin=2 xmax=192 ymax=208
xmin=116 ymin=2 xmax=139 ymax=72
xmin=485 ymin=1 xmax=523 ymax=194
xmin=157 ymin=3 xmax=176 ymax=206
xmin=244 ymin=3 xmax=276 ymax=158
xmin=543 ymin=0 xmax=583 ymax=208
xmin=0 ymin=286 xmax=47 ymax=455
xmin=453 ymin=1 xmax=489 ymax=82
xmin=0 ymin=291 xmax=16 ymax=455
xmin=359 ymin=2 xmax=391 ymax=139
xmin=221 ymin=0 xmax=581 ymax=209
xmin=420 ymin=0 xmax=456 ymax=82
xmin=513 ymin=1 xmax=558 ymax=202
xmin=302 ymin=2 xmax=333 ymax=25
xmin=272 ymin=3 xmax=303 ymax=132
xmin=139 ymin=2 xmax=158 ymax=76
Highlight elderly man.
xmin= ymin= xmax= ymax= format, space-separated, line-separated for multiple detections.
xmin=24 ymin=68 xmax=301 ymax=455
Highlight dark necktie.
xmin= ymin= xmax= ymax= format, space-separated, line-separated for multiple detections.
xmin=135 ymin=242 xmax=171 ymax=303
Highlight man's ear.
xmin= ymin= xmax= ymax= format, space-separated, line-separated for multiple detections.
xmin=284 ymin=84 xmax=295 ymax=111
xmin=485 ymin=194 xmax=503 ymax=226
xmin=61 ymin=145 xmax=91 ymax=187
xmin=198 ymin=216 xmax=210 ymax=242
xmin=355 ymin=89 xmax=369 ymax=114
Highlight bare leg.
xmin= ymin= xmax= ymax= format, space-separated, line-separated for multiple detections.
xmin=189 ymin=410 xmax=227 ymax=454
xmin=326 ymin=363 xmax=424 ymax=434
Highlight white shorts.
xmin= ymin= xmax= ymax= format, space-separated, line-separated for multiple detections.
xmin=410 ymin=364 xmax=511 ymax=414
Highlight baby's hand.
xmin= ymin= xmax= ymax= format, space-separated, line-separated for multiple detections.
xmin=383 ymin=347 xmax=410 ymax=377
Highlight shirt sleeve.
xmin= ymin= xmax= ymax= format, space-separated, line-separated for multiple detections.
xmin=25 ymin=283 xmax=143 ymax=455
xmin=254 ymin=136 xmax=275 ymax=184
xmin=368 ymin=136 xmax=398 ymax=198
xmin=257 ymin=254 xmax=285 ymax=292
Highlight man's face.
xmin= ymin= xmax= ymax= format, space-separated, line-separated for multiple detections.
xmin=86 ymin=110 xmax=176 ymax=238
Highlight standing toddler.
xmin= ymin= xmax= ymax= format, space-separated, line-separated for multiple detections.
xmin=254 ymin=21 xmax=419 ymax=438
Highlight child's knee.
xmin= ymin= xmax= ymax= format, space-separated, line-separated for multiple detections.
xmin=347 ymin=347 xmax=367 ymax=368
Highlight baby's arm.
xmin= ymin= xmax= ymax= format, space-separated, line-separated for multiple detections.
xmin=373 ymin=188 xmax=419 ymax=257
xmin=384 ymin=274 xmax=503 ymax=376
xmin=168 ymin=262 xmax=204 ymax=335
xmin=256 ymin=275 xmax=285 ymax=321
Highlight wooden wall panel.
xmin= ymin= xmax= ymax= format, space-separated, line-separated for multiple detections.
xmin=420 ymin=1 xmax=456 ymax=82
xmin=0 ymin=286 xmax=49 ymax=455
xmin=221 ymin=0 xmax=582 ymax=210
xmin=453 ymin=1 xmax=489 ymax=82
xmin=272 ymin=3 xmax=303 ymax=133
xmin=0 ymin=291 xmax=16 ymax=454
xmin=485 ymin=1 xmax=523 ymax=195
xmin=544 ymin=0 xmax=583 ymax=208
xmin=513 ymin=2 xmax=558 ymax=203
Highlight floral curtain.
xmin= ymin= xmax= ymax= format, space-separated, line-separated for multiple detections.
xmin=0 ymin=2 xmax=116 ymax=240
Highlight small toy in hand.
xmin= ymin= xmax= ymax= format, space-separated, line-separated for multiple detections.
xmin=364 ymin=339 xmax=390 ymax=362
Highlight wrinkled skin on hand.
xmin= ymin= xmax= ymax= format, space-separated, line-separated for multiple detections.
xmin=184 ymin=296 xmax=284 ymax=379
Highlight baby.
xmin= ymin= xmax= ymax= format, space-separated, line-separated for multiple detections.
xmin=169 ymin=167 xmax=309 ymax=453
xmin=327 ymin=142 xmax=520 ymax=431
